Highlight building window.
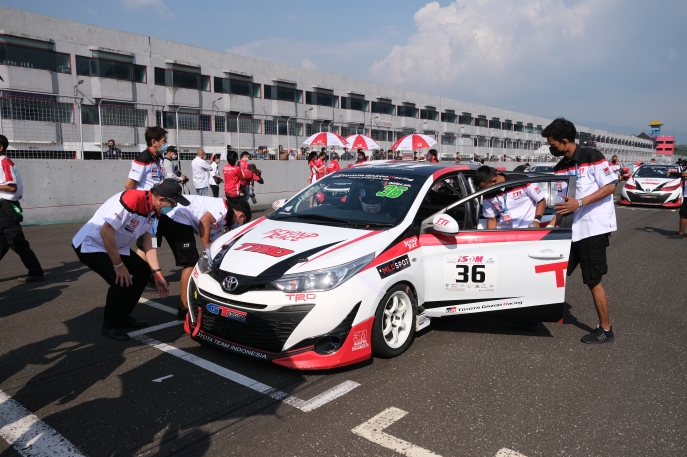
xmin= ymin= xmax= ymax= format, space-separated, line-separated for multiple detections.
xmin=226 ymin=114 xmax=260 ymax=134
xmin=0 ymin=91 xmax=73 ymax=123
xmin=458 ymin=113 xmax=473 ymax=125
xmin=502 ymin=120 xmax=512 ymax=131
xmin=420 ymin=109 xmax=438 ymax=121
xmin=441 ymin=135 xmax=456 ymax=145
xmin=370 ymin=129 xmax=389 ymax=142
xmin=154 ymin=67 xmax=210 ymax=91
xmin=442 ymin=112 xmax=457 ymax=123
xmin=489 ymin=118 xmax=500 ymax=129
xmin=534 ymin=125 xmax=542 ymax=134
xmin=525 ymin=123 xmax=534 ymax=133
xmin=264 ymin=85 xmax=302 ymax=103
xmin=305 ymin=91 xmax=338 ymax=108
xmin=76 ymin=56 xmax=146 ymax=83
xmin=513 ymin=123 xmax=524 ymax=132
xmin=475 ymin=116 xmax=487 ymax=128
xmin=341 ymin=125 xmax=366 ymax=136
xmin=341 ymin=97 xmax=368 ymax=111
xmin=0 ymin=35 xmax=71 ymax=74
xmin=214 ymin=77 xmax=260 ymax=97
xmin=397 ymin=105 xmax=418 ymax=118
xmin=162 ymin=110 xmax=211 ymax=130
xmin=371 ymin=101 xmax=395 ymax=116
xmin=100 ymin=102 xmax=148 ymax=127
xmin=81 ymin=104 xmax=99 ymax=125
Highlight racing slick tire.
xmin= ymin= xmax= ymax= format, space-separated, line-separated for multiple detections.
xmin=371 ymin=283 xmax=417 ymax=358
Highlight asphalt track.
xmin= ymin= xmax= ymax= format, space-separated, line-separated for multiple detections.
xmin=1 ymin=198 xmax=686 ymax=457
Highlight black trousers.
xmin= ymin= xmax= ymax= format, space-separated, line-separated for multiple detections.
xmin=74 ymin=245 xmax=150 ymax=329
xmin=210 ymin=184 xmax=220 ymax=198
xmin=0 ymin=200 xmax=43 ymax=277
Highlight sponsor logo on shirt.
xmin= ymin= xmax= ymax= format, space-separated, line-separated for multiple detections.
xmin=124 ymin=218 xmax=140 ymax=233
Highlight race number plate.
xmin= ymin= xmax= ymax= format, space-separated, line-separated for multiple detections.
xmin=444 ymin=255 xmax=497 ymax=292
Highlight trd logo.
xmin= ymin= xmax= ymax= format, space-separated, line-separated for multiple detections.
xmin=286 ymin=293 xmax=316 ymax=302
xmin=435 ymin=217 xmax=450 ymax=226
xmin=234 ymin=242 xmax=295 ymax=257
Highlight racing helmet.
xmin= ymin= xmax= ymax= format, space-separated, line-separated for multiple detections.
xmin=360 ymin=194 xmax=384 ymax=214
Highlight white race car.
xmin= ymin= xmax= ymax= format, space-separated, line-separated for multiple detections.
xmin=185 ymin=162 xmax=577 ymax=370
xmin=619 ymin=164 xmax=683 ymax=208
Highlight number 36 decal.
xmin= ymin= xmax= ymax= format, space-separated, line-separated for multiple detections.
xmin=444 ymin=256 xmax=497 ymax=292
xmin=454 ymin=264 xmax=486 ymax=283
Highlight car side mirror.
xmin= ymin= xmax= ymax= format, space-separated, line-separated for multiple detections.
xmin=432 ymin=214 xmax=459 ymax=234
xmin=272 ymin=199 xmax=287 ymax=210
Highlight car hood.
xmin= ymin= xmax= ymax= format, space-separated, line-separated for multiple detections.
xmin=632 ymin=177 xmax=676 ymax=190
xmin=213 ymin=217 xmax=390 ymax=277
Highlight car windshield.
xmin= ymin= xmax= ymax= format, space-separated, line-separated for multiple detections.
xmin=268 ymin=172 xmax=424 ymax=229
xmin=530 ymin=166 xmax=554 ymax=172
xmin=635 ymin=166 xmax=672 ymax=178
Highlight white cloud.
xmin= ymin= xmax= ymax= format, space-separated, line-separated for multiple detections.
xmin=369 ymin=0 xmax=611 ymax=97
xmin=121 ymin=0 xmax=173 ymax=18
xmin=301 ymin=59 xmax=317 ymax=70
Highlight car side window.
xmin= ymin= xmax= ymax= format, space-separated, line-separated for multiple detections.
xmin=414 ymin=176 xmax=464 ymax=226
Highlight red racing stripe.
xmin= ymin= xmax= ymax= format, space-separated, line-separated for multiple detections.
xmin=420 ymin=230 xmax=550 ymax=246
xmin=300 ymin=230 xmax=383 ymax=266
xmin=361 ymin=236 xmax=420 ymax=272
xmin=432 ymin=165 xmax=471 ymax=180
xmin=223 ymin=216 xmax=265 ymax=245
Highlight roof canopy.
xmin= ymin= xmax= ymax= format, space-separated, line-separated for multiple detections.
xmin=648 ymin=119 xmax=663 ymax=126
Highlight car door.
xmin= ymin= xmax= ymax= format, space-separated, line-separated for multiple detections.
xmin=418 ymin=174 xmax=576 ymax=320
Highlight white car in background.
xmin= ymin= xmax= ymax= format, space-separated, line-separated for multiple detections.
xmin=619 ymin=164 xmax=683 ymax=207
xmin=185 ymin=162 xmax=578 ymax=370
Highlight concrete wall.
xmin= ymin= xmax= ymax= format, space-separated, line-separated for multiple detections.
xmin=16 ymin=159 xmax=314 ymax=224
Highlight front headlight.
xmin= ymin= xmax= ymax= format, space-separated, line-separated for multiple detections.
xmin=196 ymin=254 xmax=211 ymax=275
xmin=197 ymin=236 xmax=242 ymax=275
xmin=271 ymin=253 xmax=375 ymax=293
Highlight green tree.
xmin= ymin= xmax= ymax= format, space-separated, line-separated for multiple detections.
xmin=675 ymin=144 xmax=687 ymax=156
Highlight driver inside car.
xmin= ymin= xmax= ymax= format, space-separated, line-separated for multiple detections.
xmin=474 ymin=165 xmax=546 ymax=229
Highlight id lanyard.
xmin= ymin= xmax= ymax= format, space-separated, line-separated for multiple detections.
xmin=496 ymin=193 xmax=508 ymax=216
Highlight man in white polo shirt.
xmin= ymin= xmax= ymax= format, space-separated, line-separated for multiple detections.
xmin=473 ymin=166 xmax=546 ymax=229
xmin=544 ymin=118 xmax=618 ymax=344
xmin=72 ymin=179 xmax=189 ymax=341
xmin=191 ymin=149 xmax=213 ymax=196
xmin=157 ymin=195 xmax=251 ymax=320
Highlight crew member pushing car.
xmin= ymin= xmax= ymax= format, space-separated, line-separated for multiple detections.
xmin=157 ymin=195 xmax=251 ymax=320
xmin=543 ymin=117 xmax=618 ymax=344
xmin=72 ymin=179 xmax=189 ymax=341
xmin=473 ymin=166 xmax=546 ymax=229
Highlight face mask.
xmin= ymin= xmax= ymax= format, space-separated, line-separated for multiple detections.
xmin=549 ymin=145 xmax=566 ymax=157
xmin=612 ymin=160 xmax=617 ymax=163
xmin=160 ymin=206 xmax=174 ymax=215
xmin=170 ymin=154 xmax=178 ymax=160
xmin=159 ymin=143 xmax=169 ymax=154
xmin=229 ymin=223 xmax=239 ymax=230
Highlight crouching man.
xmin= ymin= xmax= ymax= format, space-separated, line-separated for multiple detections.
xmin=72 ymin=179 xmax=190 ymax=341
xmin=157 ymin=196 xmax=252 ymax=320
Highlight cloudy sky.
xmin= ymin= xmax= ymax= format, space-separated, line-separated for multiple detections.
xmin=4 ymin=0 xmax=686 ymax=141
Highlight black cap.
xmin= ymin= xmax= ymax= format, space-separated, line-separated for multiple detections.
xmin=167 ymin=145 xmax=177 ymax=153
xmin=153 ymin=179 xmax=190 ymax=206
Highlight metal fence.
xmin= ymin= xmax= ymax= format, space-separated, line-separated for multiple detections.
xmin=0 ymin=90 xmax=665 ymax=162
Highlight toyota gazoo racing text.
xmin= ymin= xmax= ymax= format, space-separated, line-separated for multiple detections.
xmin=619 ymin=164 xmax=684 ymax=207
xmin=185 ymin=162 xmax=577 ymax=370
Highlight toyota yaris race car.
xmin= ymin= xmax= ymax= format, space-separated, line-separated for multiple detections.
xmin=619 ymin=164 xmax=683 ymax=207
xmin=185 ymin=162 xmax=577 ymax=370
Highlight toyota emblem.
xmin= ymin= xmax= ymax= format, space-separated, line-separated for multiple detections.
xmin=223 ymin=276 xmax=239 ymax=291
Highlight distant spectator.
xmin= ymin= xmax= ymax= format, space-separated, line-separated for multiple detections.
xmin=341 ymin=147 xmax=353 ymax=160
xmin=650 ymin=158 xmax=656 ymax=164
xmin=279 ymin=145 xmax=288 ymax=160
xmin=209 ymin=154 xmax=222 ymax=198
xmin=162 ymin=146 xmax=186 ymax=184
xmin=223 ymin=150 xmax=253 ymax=205
xmin=455 ymin=152 xmax=461 ymax=162
xmin=326 ymin=152 xmax=341 ymax=175
xmin=355 ymin=149 xmax=366 ymax=165
xmin=288 ymin=148 xmax=296 ymax=160
xmin=191 ymin=149 xmax=212 ymax=196
xmin=104 ymin=139 xmax=121 ymax=160
xmin=307 ymin=151 xmax=319 ymax=184
xmin=513 ymin=162 xmax=531 ymax=172
xmin=428 ymin=149 xmax=439 ymax=163
xmin=0 ymin=134 xmax=44 ymax=282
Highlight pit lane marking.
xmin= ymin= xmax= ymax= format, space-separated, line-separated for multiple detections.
xmin=0 ymin=389 xmax=87 ymax=456
xmin=152 ymin=375 xmax=174 ymax=383
xmin=352 ymin=407 xmax=528 ymax=457
xmin=129 ymin=314 xmax=360 ymax=413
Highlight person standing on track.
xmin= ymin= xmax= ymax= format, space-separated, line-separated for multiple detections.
xmin=673 ymin=158 xmax=687 ymax=238
xmin=326 ymin=152 xmax=341 ymax=175
xmin=0 ymin=135 xmax=44 ymax=282
xmin=608 ymin=155 xmax=622 ymax=181
xmin=543 ymin=117 xmax=618 ymax=344
xmin=223 ymin=150 xmax=253 ymax=205
xmin=162 ymin=146 xmax=187 ymax=184
xmin=72 ymin=179 xmax=189 ymax=341
xmin=191 ymin=150 xmax=212 ymax=196
xmin=307 ymin=151 xmax=319 ymax=184
xmin=157 ymin=196 xmax=251 ymax=320
xmin=209 ymin=154 xmax=222 ymax=198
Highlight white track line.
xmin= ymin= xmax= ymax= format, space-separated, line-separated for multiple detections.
xmin=352 ymin=407 xmax=529 ymax=457
xmin=352 ymin=407 xmax=441 ymax=457
xmin=138 ymin=297 xmax=177 ymax=315
xmin=0 ymin=389 xmax=86 ymax=457
xmin=129 ymin=315 xmax=359 ymax=412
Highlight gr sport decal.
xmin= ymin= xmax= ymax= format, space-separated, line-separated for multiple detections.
xmin=444 ymin=255 xmax=497 ymax=292
xmin=376 ymin=255 xmax=411 ymax=279
xmin=351 ymin=329 xmax=369 ymax=351
xmin=206 ymin=303 xmax=248 ymax=322
xmin=263 ymin=228 xmax=319 ymax=242
xmin=234 ymin=242 xmax=295 ymax=258
xmin=446 ymin=300 xmax=523 ymax=314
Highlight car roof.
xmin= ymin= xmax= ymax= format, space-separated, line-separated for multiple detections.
xmin=335 ymin=161 xmax=481 ymax=177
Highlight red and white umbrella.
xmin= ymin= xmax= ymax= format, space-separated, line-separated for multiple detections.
xmin=344 ymin=134 xmax=380 ymax=150
xmin=303 ymin=132 xmax=349 ymax=148
xmin=391 ymin=134 xmax=437 ymax=151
